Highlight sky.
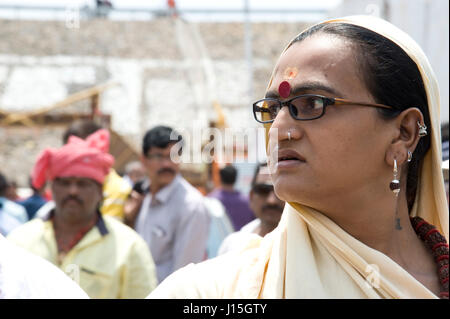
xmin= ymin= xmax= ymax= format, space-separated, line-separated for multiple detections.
xmin=0 ymin=0 xmax=343 ymax=22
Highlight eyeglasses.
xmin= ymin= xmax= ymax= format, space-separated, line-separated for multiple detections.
xmin=253 ymin=94 xmax=394 ymax=123
xmin=252 ymin=183 xmax=274 ymax=196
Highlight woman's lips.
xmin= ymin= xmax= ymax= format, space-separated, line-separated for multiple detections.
xmin=276 ymin=149 xmax=306 ymax=169
xmin=276 ymin=159 xmax=305 ymax=169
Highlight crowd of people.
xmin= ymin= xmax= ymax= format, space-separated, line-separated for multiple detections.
xmin=0 ymin=120 xmax=285 ymax=298
xmin=0 ymin=15 xmax=448 ymax=299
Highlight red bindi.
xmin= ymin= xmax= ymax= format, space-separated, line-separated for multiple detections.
xmin=278 ymin=81 xmax=291 ymax=98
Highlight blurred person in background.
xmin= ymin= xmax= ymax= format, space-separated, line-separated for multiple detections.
xmin=17 ymin=177 xmax=48 ymax=220
xmin=124 ymin=125 xmax=210 ymax=283
xmin=37 ymin=119 xmax=132 ymax=222
xmin=122 ymin=160 xmax=146 ymax=188
xmin=208 ymin=165 xmax=255 ymax=231
xmin=62 ymin=120 xmax=132 ymax=221
xmin=4 ymin=180 xmax=20 ymax=201
xmin=0 ymin=173 xmax=27 ymax=235
xmin=218 ymin=162 xmax=285 ymax=255
xmin=8 ymin=129 xmax=157 ymax=298
xmin=203 ymin=195 xmax=234 ymax=259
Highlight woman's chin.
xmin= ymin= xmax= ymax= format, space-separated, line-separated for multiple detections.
xmin=274 ymin=182 xmax=300 ymax=203
xmin=273 ymin=180 xmax=318 ymax=206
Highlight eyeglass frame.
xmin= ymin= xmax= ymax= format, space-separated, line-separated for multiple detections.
xmin=252 ymin=93 xmax=395 ymax=124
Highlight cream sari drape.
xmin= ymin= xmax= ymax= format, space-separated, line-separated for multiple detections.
xmin=149 ymin=15 xmax=448 ymax=299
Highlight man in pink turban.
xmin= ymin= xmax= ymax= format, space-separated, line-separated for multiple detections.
xmin=32 ymin=129 xmax=113 ymax=190
xmin=30 ymin=129 xmax=113 ymax=234
xmin=8 ymin=129 xmax=158 ymax=299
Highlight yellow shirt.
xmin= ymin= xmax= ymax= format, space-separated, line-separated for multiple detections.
xmin=7 ymin=214 xmax=157 ymax=299
xmin=101 ymin=169 xmax=132 ymax=220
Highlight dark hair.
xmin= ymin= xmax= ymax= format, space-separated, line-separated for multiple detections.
xmin=292 ymin=23 xmax=431 ymax=211
xmin=63 ymin=120 xmax=103 ymax=144
xmin=142 ymin=125 xmax=183 ymax=156
xmin=0 ymin=172 xmax=8 ymax=197
xmin=251 ymin=162 xmax=268 ymax=188
xmin=219 ymin=165 xmax=238 ymax=185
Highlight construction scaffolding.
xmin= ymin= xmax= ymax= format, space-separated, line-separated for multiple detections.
xmin=0 ymin=82 xmax=140 ymax=174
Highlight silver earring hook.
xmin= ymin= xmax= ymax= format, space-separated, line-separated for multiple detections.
xmin=418 ymin=121 xmax=427 ymax=137
xmin=393 ymin=158 xmax=398 ymax=178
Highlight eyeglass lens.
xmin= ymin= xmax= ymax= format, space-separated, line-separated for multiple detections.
xmin=254 ymin=95 xmax=325 ymax=122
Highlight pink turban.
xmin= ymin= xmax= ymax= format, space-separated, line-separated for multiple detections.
xmin=32 ymin=129 xmax=114 ymax=189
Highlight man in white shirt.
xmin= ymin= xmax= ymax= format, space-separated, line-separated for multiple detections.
xmin=124 ymin=126 xmax=210 ymax=283
xmin=0 ymin=234 xmax=88 ymax=299
xmin=218 ymin=163 xmax=285 ymax=255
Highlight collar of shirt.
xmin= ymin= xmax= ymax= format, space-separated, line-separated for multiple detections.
xmin=149 ymin=174 xmax=181 ymax=206
xmin=35 ymin=209 xmax=110 ymax=266
xmin=41 ymin=208 xmax=109 ymax=237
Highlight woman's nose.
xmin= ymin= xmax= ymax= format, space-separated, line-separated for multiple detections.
xmin=269 ymin=107 xmax=299 ymax=142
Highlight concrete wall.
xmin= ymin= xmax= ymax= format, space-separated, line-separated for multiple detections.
xmin=0 ymin=18 xmax=310 ymax=185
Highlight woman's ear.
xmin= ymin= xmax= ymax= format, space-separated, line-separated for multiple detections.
xmin=385 ymin=108 xmax=424 ymax=167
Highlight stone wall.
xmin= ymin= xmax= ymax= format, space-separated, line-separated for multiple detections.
xmin=0 ymin=17 xmax=311 ymax=186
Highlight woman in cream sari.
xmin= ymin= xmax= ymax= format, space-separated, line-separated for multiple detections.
xmin=148 ymin=15 xmax=448 ymax=299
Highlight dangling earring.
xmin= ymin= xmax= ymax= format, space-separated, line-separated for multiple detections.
xmin=389 ymin=159 xmax=400 ymax=196
xmin=418 ymin=121 xmax=427 ymax=137
xmin=407 ymin=151 xmax=412 ymax=162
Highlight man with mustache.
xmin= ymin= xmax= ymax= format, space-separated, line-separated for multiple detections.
xmin=124 ymin=126 xmax=210 ymax=283
xmin=7 ymin=129 xmax=157 ymax=298
xmin=62 ymin=119 xmax=132 ymax=222
xmin=218 ymin=162 xmax=285 ymax=255
xmin=35 ymin=120 xmax=133 ymax=222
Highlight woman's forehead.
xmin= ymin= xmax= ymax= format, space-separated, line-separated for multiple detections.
xmin=267 ymin=35 xmax=362 ymax=98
